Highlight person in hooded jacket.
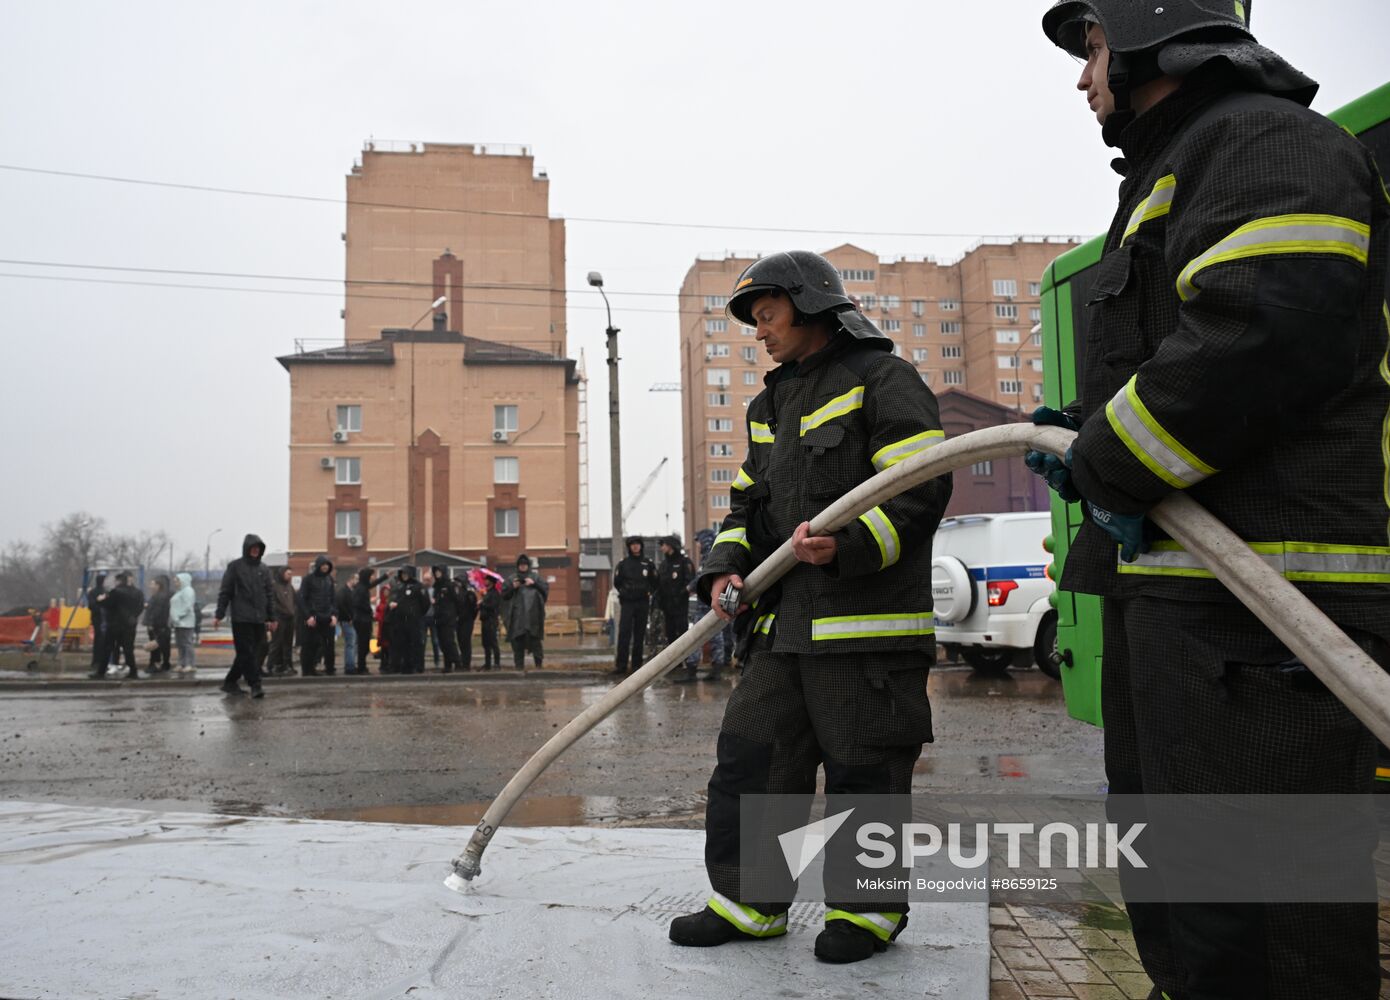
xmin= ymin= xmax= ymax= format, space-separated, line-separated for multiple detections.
xmin=656 ymin=536 xmax=698 ymax=682
xmin=214 ymin=533 xmax=277 ymax=697
xmin=478 ymin=579 xmax=502 ymax=670
xmin=388 ymin=566 xmax=430 ymax=673
xmin=86 ymin=572 xmax=110 ymax=679
xmin=350 ymin=568 xmax=376 ymax=674
xmin=297 ymin=555 xmax=339 ymax=676
xmin=455 ymin=576 xmax=478 ymax=670
xmin=169 ymin=572 xmax=198 ymax=675
xmin=612 ymin=537 xmax=656 ymax=676
xmin=266 ymin=566 xmax=298 ymax=676
xmin=144 ymin=575 xmax=173 ymax=672
xmin=430 ymin=566 xmax=463 ymax=672
xmin=502 ymin=554 xmax=548 ymax=670
xmin=107 ymin=571 xmax=145 ymax=679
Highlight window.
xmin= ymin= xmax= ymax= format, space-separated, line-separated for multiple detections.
xmin=943 ymin=370 xmax=965 ymax=385
xmin=1029 ymin=307 xmax=1041 ymax=323
xmin=995 ymin=303 xmax=1019 ymax=320
xmin=335 ymin=457 xmax=361 ymax=485
xmin=882 ymin=295 xmax=901 ymax=311
xmin=336 ymin=405 xmax=362 ymax=433
xmin=920 ymin=372 xmax=932 ymax=386
xmin=882 ymin=319 xmax=901 ymax=332
xmin=1031 ymin=358 xmax=1044 ymax=372
xmin=996 ymin=329 xmax=1020 ymax=344
xmin=708 ymin=418 xmax=734 ymax=432
xmin=971 ymin=461 xmax=994 ymax=477
xmin=993 ymin=279 xmax=1018 ymax=297
xmin=892 ymin=344 xmax=903 ymax=357
xmin=494 ymin=456 xmax=519 ymax=484
xmin=999 ymin=379 xmax=1023 ymax=394
xmin=711 ymin=468 xmax=736 ymax=483
xmin=998 ymin=356 xmax=1019 ymax=369
xmin=741 ymin=324 xmax=757 ymax=336
xmin=706 ymin=344 xmax=730 ymax=359
xmin=710 ymin=443 xmax=734 ymax=457
xmin=911 ymin=300 xmax=926 ymax=317
xmin=940 ymin=299 xmax=959 ymax=311
xmin=860 ymin=293 xmax=878 ymax=310
xmin=705 ymin=318 xmax=728 ymax=334
xmin=334 ymin=510 xmax=361 ymax=539
xmin=912 ymin=323 xmax=925 ymax=338
xmin=941 ymin=345 xmax=963 ymax=359
xmin=742 ymin=345 xmax=757 ymax=362
xmin=494 ymin=508 xmax=519 ymax=537
xmin=1033 ymin=383 xmax=1045 ymax=401
xmin=711 ymin=520 xmax=724 ymax=531
xmin=744 ymin=396 xmax=756 ymax=408
xmin=839 ymin=268 xmax=876 ymax=283
xmin=494 ymin=405 xmax=518 ymax=434
xmin=1028 ymin=282 xmax=1041 ymax=296
xmin=703 ymin=295 xmax=728 ymax=309
xmin=912 ymin=348 xmax=929 ymax=363
xmin=707 ymin=368 xmax=730 ymax=385
xmin=711 ymin=494 xmax=731 ymax=509
xmin=941 ymin=321 xmax=961 ymax=335
xmin=1030 ymin=330 xmax=1042 ymax=346
xmin=707 ymin=392 xmax=730 ymax=406
xmin=743 ymin=371 xmax=758 ymax=385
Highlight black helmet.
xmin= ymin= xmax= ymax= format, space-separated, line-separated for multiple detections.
xmin=726 ymin=251 xmax=889 ymax=344
xmin=1043 ymin=0 xmax=1251 ymax=61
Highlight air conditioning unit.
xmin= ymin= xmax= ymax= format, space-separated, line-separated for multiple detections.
xmin=320 ymin=457 xmax=336 ymax=470
xmin=332 ymin=429 xmax=349 ymax=443
xmin=492 ymin=430 xmax=508 ymax=443
xmin=346 ymin=535 xmax=364 ymax=548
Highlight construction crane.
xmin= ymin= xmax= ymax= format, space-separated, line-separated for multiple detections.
xmin=622 ymin=457 xmax=668 ymax=530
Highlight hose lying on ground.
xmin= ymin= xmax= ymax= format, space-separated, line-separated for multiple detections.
xmin=445 ymin=423 xmax=1390 ymax=888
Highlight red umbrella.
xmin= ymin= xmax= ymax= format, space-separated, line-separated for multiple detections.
xmin=468 ymin=568 xmax=505 ymax=590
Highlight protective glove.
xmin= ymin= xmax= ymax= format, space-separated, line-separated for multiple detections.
xmin=1084 ymin=501 xmax=1151 ymax=563
xmin=1024 ymin=407 xmax=1082 ymax=503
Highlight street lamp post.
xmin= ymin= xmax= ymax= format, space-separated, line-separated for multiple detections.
xmin=588 ymin=271 xmax=624 ymax=584
xmin=407 ymin=296 xmax=448 ymax=557
xmin=204 ymin=528 xmax=222 ymax=585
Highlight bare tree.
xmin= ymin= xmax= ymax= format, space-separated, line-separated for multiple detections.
xmin=0 ymin=541 xmax=47 ymax=611
xmin=42 ymin=513 xmax=109 ymax=602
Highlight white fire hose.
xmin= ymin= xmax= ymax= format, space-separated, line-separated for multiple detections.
xmin=445 ymin=423 xmax=1390 ymax=889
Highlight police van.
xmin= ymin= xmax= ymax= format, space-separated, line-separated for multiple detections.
xmin=930 ymin=512 xmax=1058 ymax=677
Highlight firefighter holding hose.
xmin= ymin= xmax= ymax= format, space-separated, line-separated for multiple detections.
xmin=1033 ymin=2 xmax=1390 ymax=996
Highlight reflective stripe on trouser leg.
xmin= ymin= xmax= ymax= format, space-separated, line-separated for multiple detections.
xmin=707 ymin=892 xmax=788 ymax=938
xmin=825 ymin=908 xmax=903 ymax=942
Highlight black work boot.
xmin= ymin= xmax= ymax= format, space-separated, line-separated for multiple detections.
xmin=669 ymin=906 xmax=779 ymax=947
xmin=814 ymin=914 xmax=907 ymax=963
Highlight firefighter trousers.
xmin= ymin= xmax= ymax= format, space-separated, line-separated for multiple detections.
xmin=704 ymin=649 xmax=932 ymax=920
xmin=1103 ymin=595 xmax=1389 ymax=1000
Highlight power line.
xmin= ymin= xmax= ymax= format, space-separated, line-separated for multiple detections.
xmin=0 ymin=161 xmax=1066 ymax=240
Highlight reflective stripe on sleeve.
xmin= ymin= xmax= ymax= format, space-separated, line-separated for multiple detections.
xmin=811 ymin=613 xmax=934 ymax=641
xmin=732 ymin=468 xmax=755 ymax=492
xmin=750 ymin=421 xmax=775 ymax=444
xmin=1117 ymin=540 xmax=1390 ymax=583
xmin=714 ymin=528 xmax=750 ymax=552
xmin=1122 ymin=174 xmax=1176 ymax=244
xmin=825 ymin=909 xmax=903 ymax=943
xmin=858 ymin=505 xmax=902 ymax=569
xmin=1105 ymin=375 xmax=1217 ymax=490
xmin=871 ymin=429 xmax=945 ymax=472
xmin=800 ymin=386 xmax=865 ymax=435
xmin=708 ymin=893 xmax=788 ymax=938
xmin=1176 ymin=213 xmax=1371 ymax=301
xmin=755 ymin=613 xmax=776 ymax=636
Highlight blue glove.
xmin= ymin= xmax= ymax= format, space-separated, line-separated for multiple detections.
xmin=1084 ymin=502 xmax=1151 ymax=562
xmin=1025 ymin=407 xmax=1082 ymax=503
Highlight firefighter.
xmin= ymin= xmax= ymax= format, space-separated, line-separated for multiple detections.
xmin=1033 ymin=3 xmax=1390 ymax=996
xmin=656 ymin=535 xmax=698 ymax=682
xmin=611 ymin=536 xmax=656 ymax=676
xmin=668 ymin=251 xmax=952 ymax=963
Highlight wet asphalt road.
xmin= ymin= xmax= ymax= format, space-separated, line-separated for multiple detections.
xmin=0 ymin=667 xmax=1104 ymax=827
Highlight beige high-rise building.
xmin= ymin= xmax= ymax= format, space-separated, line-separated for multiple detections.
xmin=677 ymin=239 xmax=1081 ymax=543
xmin=280 ymin=143 xmax=582 ymax=612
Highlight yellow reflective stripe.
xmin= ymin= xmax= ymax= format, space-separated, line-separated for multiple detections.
xmin=800 ymin=386 xmax=865 ymax=435
xmin=750 ymin=421 xmax=775 ymax=444
xmin=755 ymin=613 xmax=776 ymax=635
xmin=858 ymin=505 xmax=902 ymax=569
xmin=1105 ymin=376 xmax=1217 ymax=490
xmin=1376 ymin=767 xmax=1390 ymax=782
xmin=714 ymin=528 xmax=750 ymax=552
xmin=1117 ymin=539 xmax=1390 ymax=582
xmin=825 ymin=909 xmax=903 ymax=943
xmin=871 ymin=429 xmax=945 ymax=472
xmin=1176 ymin=213 xmax=1371 ymax=301
xmin=811 ymin=612 xmax=934 ymax=641
xmin=731 ymin=468 xmax=755 ymax=492
xmin=1122 ymin=173 xmax=1176 ymax=244
xmin=708 ymin=893 xmax=788 ymax=937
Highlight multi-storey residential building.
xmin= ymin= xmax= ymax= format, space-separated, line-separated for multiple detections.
xmin=677 ymin=239 xmax=1080 ymax=542
xmin=278 ymin=143 xmax=581 ymax=612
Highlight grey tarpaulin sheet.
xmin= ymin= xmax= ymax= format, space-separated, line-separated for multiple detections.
xmin=0 ymin=800 xmax=988 ymax=998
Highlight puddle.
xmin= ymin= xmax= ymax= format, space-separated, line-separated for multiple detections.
xmin=312 ymin=794 xmax=702 ymax=828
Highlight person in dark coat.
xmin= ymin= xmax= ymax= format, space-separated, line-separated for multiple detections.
xmin=107 ymin=571 xmax=145 ymax=679
xmin=454 ymin=576 xmax=478 ymax=670
xmin=350 ymin=567 xmax=376 ymax=675
xmin=478 ymin=579 xmax=502 ymax=670
xmin=213 ymin=533 xmax=277 ymax=697
xmin=502 ymin=554 xmax=549 ymax=670
xmin=267 ymin=566 xmax=298 ymax=676
xmin=656 ymin=536 xmax=697 ymax=682
xmin=145 ymin=575 xmax=172 ymax=672
xmin=388 ymin=566 xmax=430 ymax=674
xmin=297 ymin=555 xmax=338 ymax=676
xmin=86 ymin=572 xmax=110 ymax=679
xmin=612 ymin=536 xmax=656 ymax=676
xmin=430 ymin=565 xmax=463 ymax=672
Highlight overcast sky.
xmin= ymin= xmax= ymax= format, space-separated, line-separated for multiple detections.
xmin=2 ymin=1 xmax=1386 ymax=563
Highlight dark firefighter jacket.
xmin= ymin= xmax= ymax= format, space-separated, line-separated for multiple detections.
xmin=297 ymin=556 xmax=338 ymax=621
xmin=215 ymin=534 xmax=275 ymax=624
xmin=614 ymin=554 xmax=656 ymax=604
xmin=697 ymin=334 xmax=953 ymax=654
xmin=1060 ymin=68 xmax=1390 ymax=631
xmin=657 ymin=552 xmax=695 ymax=608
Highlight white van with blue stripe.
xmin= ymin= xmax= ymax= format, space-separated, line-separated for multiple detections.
xmin=930 ymin=512 xmax=1058 ymax=677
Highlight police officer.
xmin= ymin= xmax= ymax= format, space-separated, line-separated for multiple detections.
xmin=656 ymin=535 xmax=698 ymax=682
xmin=611 ymin=536 xmax=656 ymax=676
xmin=668 ymin=251 xmax=952 ymax=963
xmin=1034 ymin=4 xmax=1390 ymax=996
xmin=388 ymin=566 xmax=430 ymax=674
